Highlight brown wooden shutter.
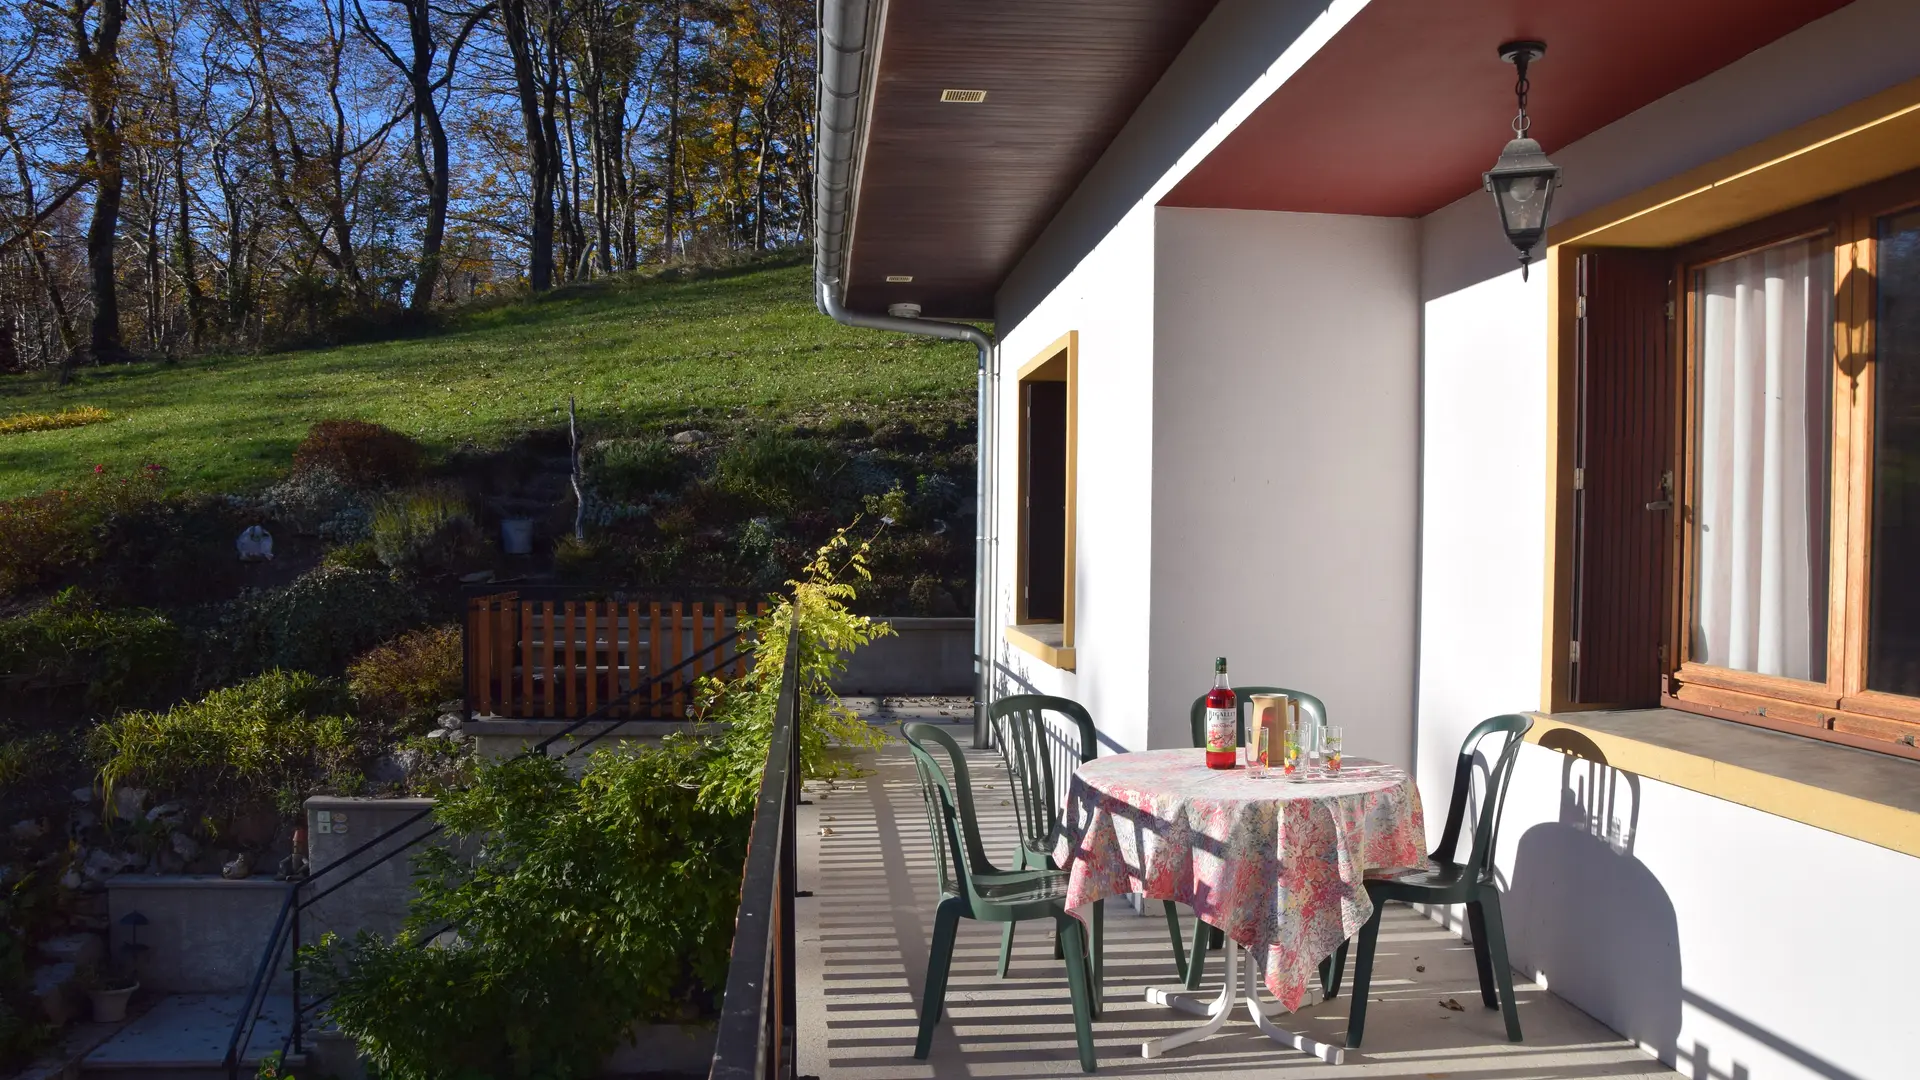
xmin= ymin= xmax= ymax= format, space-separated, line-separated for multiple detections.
xmin=1573 ymin=250 xmax=1675 ymax=706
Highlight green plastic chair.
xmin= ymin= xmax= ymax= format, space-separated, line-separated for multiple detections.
xmin=900 ymin=721 xmax=1098 ymax=1073
xmin=1167 ymin=685 xmax=1330 ymax=992
xmin=1338 ymin=713 xmax=1534 ymax=1048
xmin=987 ymin=694 xmax=1103 ymax=999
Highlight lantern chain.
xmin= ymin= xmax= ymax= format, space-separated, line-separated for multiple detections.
xmin=1512 ymin=54 xmax=1532 ymax=137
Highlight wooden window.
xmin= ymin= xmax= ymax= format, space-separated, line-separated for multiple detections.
xmin=1633 ymin=170 xmax=1920 ymax=754
xmin=1005 ymin=332 xmax=1077 ymax=670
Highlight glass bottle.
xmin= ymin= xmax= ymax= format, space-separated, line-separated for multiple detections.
xmin=1204 ymin=657 xmax=1237 ymax=770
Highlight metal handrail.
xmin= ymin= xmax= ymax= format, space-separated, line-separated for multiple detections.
xmin=709 ymin=618 xmax=804 ymax=1080
xmin=223 ymin=614 xmax=760 ymax=1077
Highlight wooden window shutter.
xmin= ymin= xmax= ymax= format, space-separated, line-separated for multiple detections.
xmin=1572 ymin=249 xmax=1675 ymax=706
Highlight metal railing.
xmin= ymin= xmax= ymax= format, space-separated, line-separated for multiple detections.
xmin=222 ymin=620 xmax=752 ymax=1078
xmin=709 ymin=618 xmax=803 ymax=1080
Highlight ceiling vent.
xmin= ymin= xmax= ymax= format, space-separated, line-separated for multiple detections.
xmin=940 ymin=89 xmax=987 ymax=103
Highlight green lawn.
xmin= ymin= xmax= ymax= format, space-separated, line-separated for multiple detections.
xmin=0 ymin=258 xmax=976 ymax=498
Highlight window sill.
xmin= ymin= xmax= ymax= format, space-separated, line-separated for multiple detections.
xmin=1005 ymin=624 xmax=1075 ymax=671
xmin=1529 ymin=708 xmax=1920 ymax=858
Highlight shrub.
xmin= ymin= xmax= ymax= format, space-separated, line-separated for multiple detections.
xmin=292 ymin=420 xmax=422 ymax=489
xmin=712 ymin=430 xmax=842 ymax=512
xmin=256 ymin=466 xmax=369 ymax=539
xmin=585 ymin=437 xmax=683 ymax=502
xmin=370 ymin=489 xmax=483 ymax=575
xmin=211 ymin=566 xmax=427 ymax=682
xmin=0 ymin=405 xmax=111 ymax=437
xmin=0 ymin=466 xmax=165 ymax=597
xmin=347 ymin=626 xmax=463 ymax=729
xmin=89 ymin=669 xmax=360 ymax=824
xmin=698 ymin=520 xmax=892 ymax=811
xmin=0 ymin=589 xmax=184 ymax=709
xmin=303 ymin=742 xmax=751 ymax=1078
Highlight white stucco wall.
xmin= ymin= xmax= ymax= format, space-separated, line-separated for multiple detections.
xmin=1415 ymin=3 xmax=1920 ymax=1079
xmin=1148 ymin=208 xmax=1419 ymax=759
xmin=1496 ymin=743 xmax=1920 ymax=1080
xmin=990 ymin=208 xmax=1159 ymax=752
xmin=992 ymin=0 xmax=1375 ymax=754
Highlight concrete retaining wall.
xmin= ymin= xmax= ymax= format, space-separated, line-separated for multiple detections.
xmin=302 ymin=797 xmax=443 ymax=950
xmin=834 ymin=617 xmax=972 ymax=695
xmin=107 ymin=876 xmax=290 ymax=992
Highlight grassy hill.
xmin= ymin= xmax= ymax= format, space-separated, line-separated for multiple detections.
xmin=0 ymin=256 xmax=976 ymax=498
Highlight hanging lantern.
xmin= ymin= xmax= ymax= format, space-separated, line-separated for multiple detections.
xmin=1483 ymin=41 xmax=1560 ymax=280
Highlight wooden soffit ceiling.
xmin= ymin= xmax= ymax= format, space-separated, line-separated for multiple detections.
xmin=844 ymin=0 xmax=1222 ymax=320
xmin=1162 ymin=0 xmax=1854 ymax=217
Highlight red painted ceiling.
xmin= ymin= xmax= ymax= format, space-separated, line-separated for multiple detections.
xmin=1162 ymin=0 xmax=1853 ymax=216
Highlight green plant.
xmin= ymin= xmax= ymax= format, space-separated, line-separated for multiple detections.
xmin=0 ymin=405 xmax=111 ymax=436
xmin=0 ymin=589 xmax=184 ymax=709
xmin=210 ymin=566 xmax=427 ymax=681
xmin=347 ymin=626 xmax=463 ymax=729
xmin=712 ymin=430 xmax=842 ymax=512
xmin=586 ymin=437 xmax=683 ymax=502
xmin=303 ymin=741 xmax=751 ymax=1079
xmin=0 ymin=873 xmax=58 ymax=1070
xmin=89 ymin=669 xmax=360 ymax=826
xmin=698 ymin=519 xmax=893 ymax=813
xmin=0 ymin=466 xmax=166 ymax=597
xmin=320 ymin=539 xmax=384 ymax=571
xmin=292 ymin=420 xmax=423 ymax=489
xmin=370 ymin=489 xmax=482 ymax=575
xmin=0 ymin=731 xmax=58 ymax=790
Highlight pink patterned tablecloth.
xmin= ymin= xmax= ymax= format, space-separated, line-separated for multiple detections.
xmin=1052 ymin=748 xmax=1424 ymax=1012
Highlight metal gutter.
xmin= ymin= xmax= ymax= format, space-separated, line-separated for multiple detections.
xmin=815 ymin=0 xmax=999 ymax=747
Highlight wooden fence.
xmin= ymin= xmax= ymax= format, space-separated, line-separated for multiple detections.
xmin=465 ymin=594 xmax=766 ymax=719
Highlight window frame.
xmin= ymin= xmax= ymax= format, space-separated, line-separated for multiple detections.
xmin=1004 ymin=331 xmax=1078 ymax=670
xmin=1665 ymin=170 xmax=1920 ymax=749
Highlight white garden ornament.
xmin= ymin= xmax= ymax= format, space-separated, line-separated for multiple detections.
xmin=236 ymin=524 xmax=274 ymax=561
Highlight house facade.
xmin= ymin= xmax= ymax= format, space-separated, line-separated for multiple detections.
xmin=815 ymin=3 xmax=1920 ymax=1078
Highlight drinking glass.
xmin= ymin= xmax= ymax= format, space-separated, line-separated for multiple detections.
xmin=1324 ymin=725 xmax=1345 ymax=774
xmin=1244 ymin=728 xmax=1267 ymax=775
xmin=1281 ymin=725 xmax=1302 ymax=777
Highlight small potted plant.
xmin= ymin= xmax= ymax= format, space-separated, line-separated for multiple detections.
xmin=87 ymin=967 xmax=141 ymax=1023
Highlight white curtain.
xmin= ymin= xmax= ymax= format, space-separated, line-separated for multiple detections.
xmin=1693 ymin=238 xmax=1831 ymax=680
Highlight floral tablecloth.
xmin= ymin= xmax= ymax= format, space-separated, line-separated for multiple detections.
xmin=1052 ymin=748 xmax=1424 ymax=1011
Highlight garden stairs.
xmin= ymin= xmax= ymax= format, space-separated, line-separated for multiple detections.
xmin=77 ymin=994 xmax=300 ymax=1080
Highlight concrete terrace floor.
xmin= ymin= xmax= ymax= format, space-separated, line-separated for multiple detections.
xmin=803 ymin=701 xmax=1676 ymax=1079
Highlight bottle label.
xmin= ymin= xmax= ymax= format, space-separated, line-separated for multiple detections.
xmin=1205 ymin=707 xmax=1236 ymax=753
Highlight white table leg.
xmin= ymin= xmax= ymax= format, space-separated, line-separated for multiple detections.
xmin=1242 ymin=950 xmax=1346 ymax=1064
xmin=1140 ymin=934 xmax=1238 ymax=1058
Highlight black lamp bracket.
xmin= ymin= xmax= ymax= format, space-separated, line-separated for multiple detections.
xmin=1498 ymin=40 xmax=1547 ymax=136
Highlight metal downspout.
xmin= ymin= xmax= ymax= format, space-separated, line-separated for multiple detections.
xmin=816 ymin=0 xmax=998 ymax=748
xmin=815 ymin=283 xmax=998 ymax=748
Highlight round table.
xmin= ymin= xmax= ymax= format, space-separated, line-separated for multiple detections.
xmin=1052 ymin=748 xmax=1425 ymax=1062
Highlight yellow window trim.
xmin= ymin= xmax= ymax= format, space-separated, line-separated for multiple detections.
xmin=1014 ymin=331 xmax=1077 ymax=666
xmin=1005 ymin=624 xmax=1076 ymax=671
xmin=1527 ymin=713 xmax=1920 ymax=859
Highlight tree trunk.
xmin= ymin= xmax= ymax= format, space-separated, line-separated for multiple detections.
xmin=168 ymin=83 xmax=204 ymax=348
xmin=502 ymin=0 xmax=554 ymax=291
xmin=662 ymin=3 xmax=680 ymax=261
xmin=76 ymin=0 xmax=129 ymax=363
xmin=409 ymin=1 xmax=450 ymax=312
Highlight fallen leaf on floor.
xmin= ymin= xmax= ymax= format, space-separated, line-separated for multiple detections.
xmin=1416 ymin=965 xmax=1426 ymax=972
xmin=1439 ymin=998 xmax=1465 ymax=1012
xmin=999 ymin=800 xmax=1010 ymax=806
xmin=819 ymin=827 xmax=835 ymax=836
xmin=822 ymin=816 xmax=835 ymax=821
